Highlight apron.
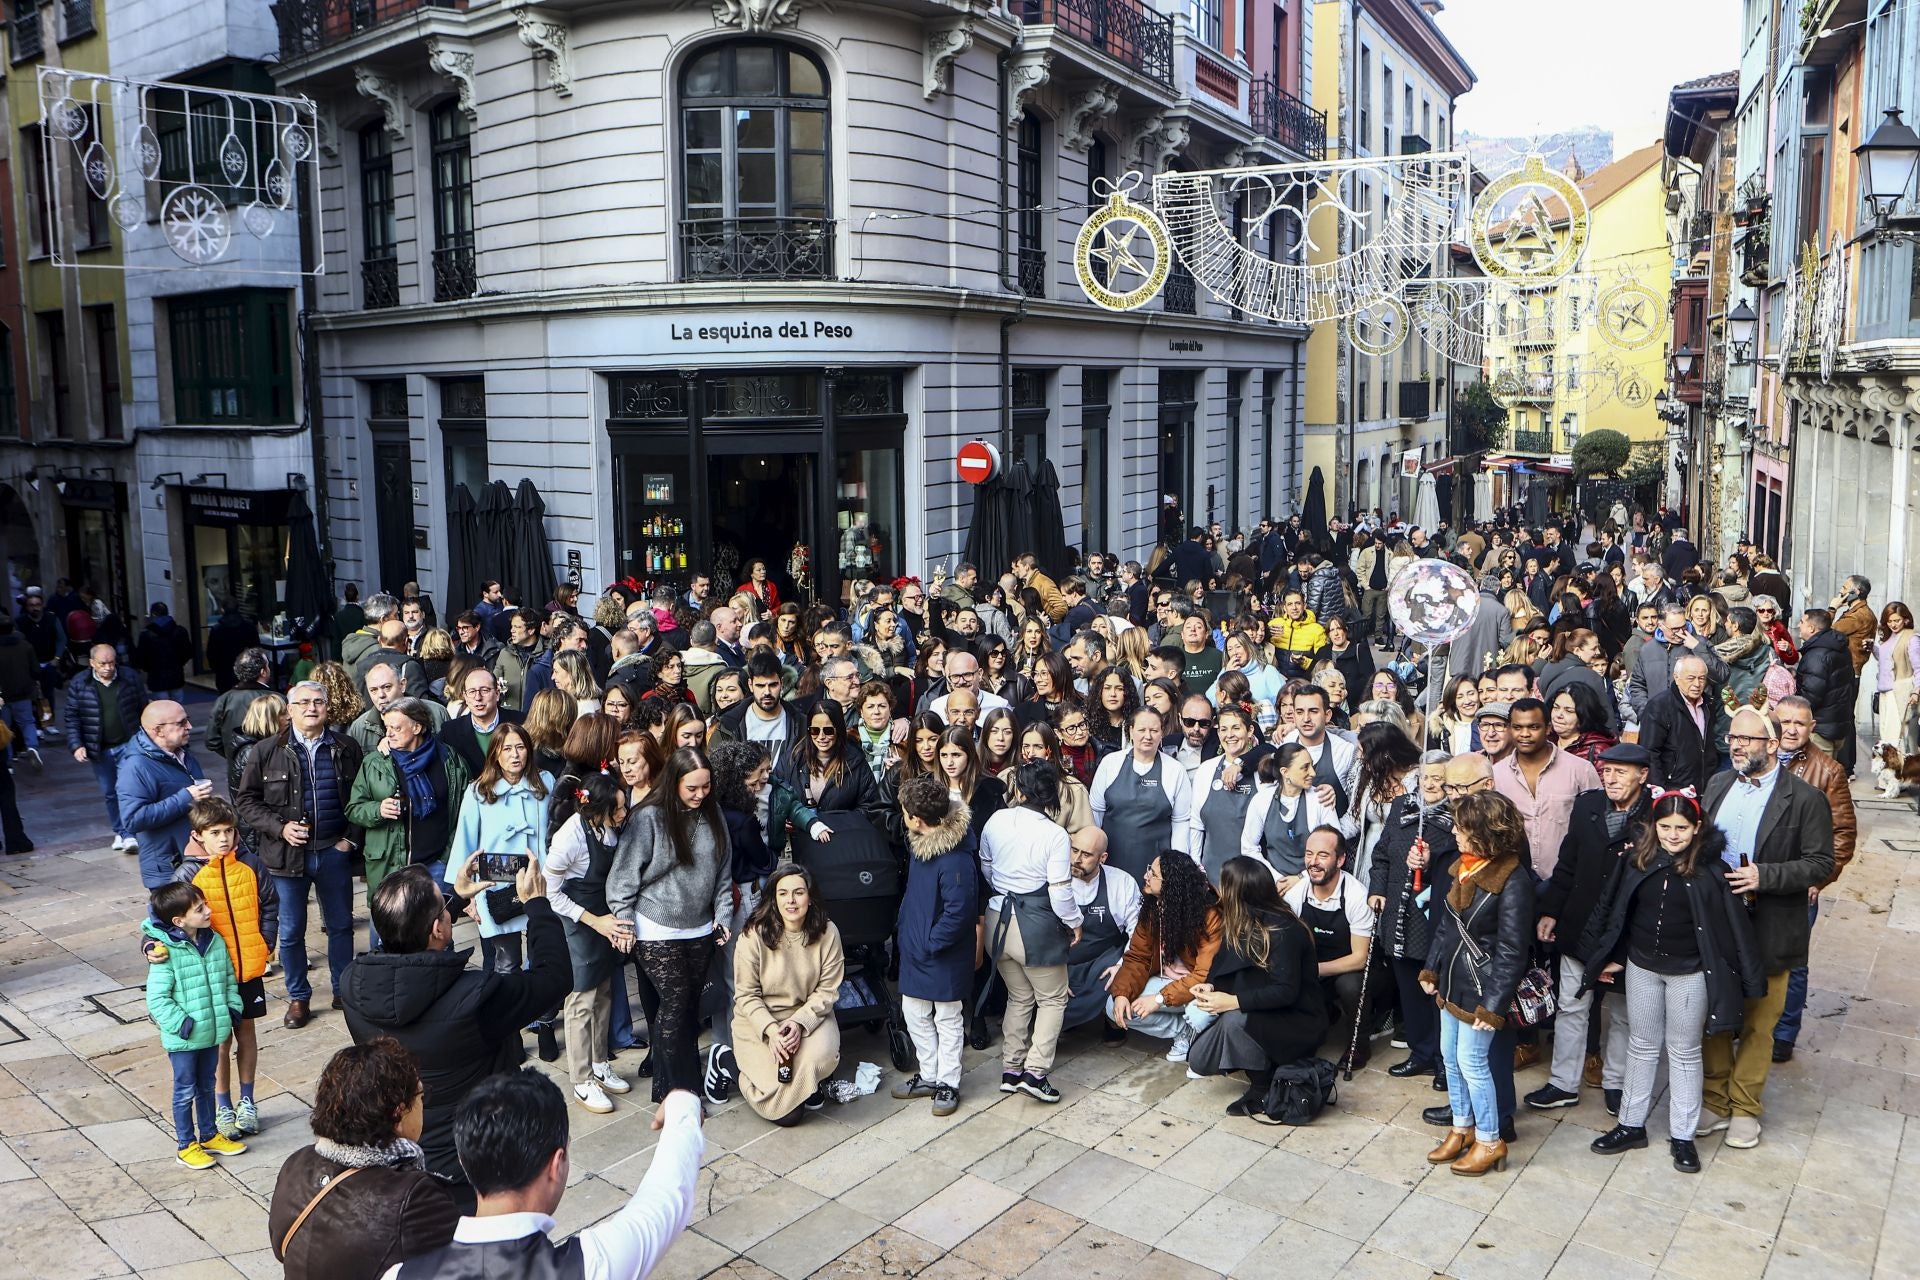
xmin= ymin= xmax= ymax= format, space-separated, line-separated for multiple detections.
xmin=561 ymin=826 xmax=621 ymax=992
xmin=1299 ymin=878 xmax=1355 ymax=969
xmin=1260 ymin=791 xmax=1310 ymax=877
xmin=1102 ymin=754 xmax=1174 ymax=884
xmin=1197 ymin=757 xmax=1256 ymax=885
xmin=1064 ymin=870 xmax=1128 ymax=1028
xmin=1308 ymin=739 xmax=1350 ymax=816
xmin=982 ymin=885 xmax=1074 ymax=1008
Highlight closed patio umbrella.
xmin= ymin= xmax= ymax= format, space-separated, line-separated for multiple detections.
xmin=509 ymin=478 xmax=556 ymax=606
xmin=1031 ymin=458 xmax=1069 ymax=575
xmin=446 ymin=483 xmax=479 ymax=616
xmin=1413 ymin=470 xmax=1441 ymax=533
xmin=476 ymin=480 xmax=516 ymax=597
xmin=281 ymin=485 xmax=332 ymax=635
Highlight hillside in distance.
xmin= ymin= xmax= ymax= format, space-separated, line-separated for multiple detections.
xmin=1460 ymin=127 xmax=1615 ymax=177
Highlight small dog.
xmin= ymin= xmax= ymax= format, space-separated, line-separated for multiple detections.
xmin=1873 ymin=742 xmax=1920 ymax=798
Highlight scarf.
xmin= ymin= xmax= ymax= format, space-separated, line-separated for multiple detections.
xmin=312 ymin=1135 xmax=427 ymax=1170
xmin=390 ymin=739 xmax=442 ymax=818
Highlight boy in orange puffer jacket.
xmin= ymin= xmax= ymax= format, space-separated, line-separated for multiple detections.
xmin=157 ymin=797 xmax=278 ymax=1140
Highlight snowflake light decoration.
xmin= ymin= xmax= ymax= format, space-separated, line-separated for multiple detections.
xmin=162 ymin=185 xmax=233 ymax=265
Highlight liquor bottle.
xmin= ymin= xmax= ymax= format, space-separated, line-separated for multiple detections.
xmin=1737 ymin=852 xmax=1756 ymax=906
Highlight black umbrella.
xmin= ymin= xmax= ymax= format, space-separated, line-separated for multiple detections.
xmin=1301 ymin=466 xmax=1331 ymax=554
xmin=1031 ymin=458 xmax=1069 ymax=576
xmin=280 ymin=485 xmax=332 ymax=633
xmin=509 ymin=478 xmax=556 ymax=605
xmin=476 ymin=480 xmax=516 ymax=596
xmin=445 ymin=483 xmax=478 ymax=617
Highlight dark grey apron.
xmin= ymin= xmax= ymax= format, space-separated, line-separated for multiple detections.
xmin=1197 ymin=756 xmax=1256 ymax=885
xmin=1260 ymin=791 xmax=1310 ymax=877
xmin=986 ymin=886 xmax=1074 ymax=972
xmin=1102 ymin=754 xmax=1174 ymax=884
xmin=1065 ymin=871 xmax=1127 ymax=1027
xmin=1308 ymin=739 xmax=1351 ymax=815
xmin=561 ymin=825 xmax=620 ymax=992
xmin=1299 ymin=878 xmax=1355 ymax=969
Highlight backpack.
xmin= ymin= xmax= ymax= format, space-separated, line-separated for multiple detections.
xmin=1258 ymin=1056 xmax=1339 ymax=1125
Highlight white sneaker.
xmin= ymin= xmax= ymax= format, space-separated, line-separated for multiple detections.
xmin=113 ymin=835 xmax=134 ymax=853
xmin=591 ymin=1062 xmax=631 ymax=1094
xmin=572 ymin=1080 xmax=614 ymax=1114
xmin=1167 ymin=1027 xmax=1193 ymax=1064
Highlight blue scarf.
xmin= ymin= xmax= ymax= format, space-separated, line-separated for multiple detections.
xmin=391 ymin=740 xmax=441 ymax=818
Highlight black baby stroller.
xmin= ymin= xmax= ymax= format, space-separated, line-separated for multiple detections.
xmin=791 ymin=809 xmax=916 ymax=1072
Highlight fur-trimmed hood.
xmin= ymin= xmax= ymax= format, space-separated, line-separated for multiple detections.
xmin=907 ymin=798 xmax=973 ymax=861
xmin=1445 ymin=851 xmax=1522 ymax=912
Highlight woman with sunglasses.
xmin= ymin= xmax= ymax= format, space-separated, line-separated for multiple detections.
xmin=777 ymin=702 xmax=890 ymax=858
xmin=981 ymin=638 xmax=1032 ymax=707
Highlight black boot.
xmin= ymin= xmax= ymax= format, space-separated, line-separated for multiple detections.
xmin=535 ymin=1021 xmax=561 ymax=1063
xmin=1388 ymin=1056 xmax=1435 ymax=1078
xmin=1590 ymin=1124 xmax=1649 ymax=1154
xmin=1669 ymin=1138 xmax=1701 ymax=1173
xmin=1422 ymin=1103 xmax=1452 ymax=1127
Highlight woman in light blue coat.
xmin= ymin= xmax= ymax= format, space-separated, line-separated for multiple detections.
xmin=1208 ymin=632 xmax=1284 ymax=708
xmin=448 ymin=722 xmax=554 ymax=974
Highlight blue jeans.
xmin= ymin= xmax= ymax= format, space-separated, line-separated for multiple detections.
xmin=1773 ymin=898 xmax=1820 ymax=1046
xmin=2 ymin=701 xmax=37 ymax=753
xmin=274 ymin=847 xmax=356 ymax=1003
xmin=608 ymin=969 xmax=636 ymax=1052
xmin=90 ymin=747 xmax=128 ymax=838
xmin=169 ymin=1046 xmax=218 ymax=1147
xmin=1107 ymin=974 xmax=1219 ymax=1042
xmin=1440 ymin=1010 xmax=1501 ymax=1142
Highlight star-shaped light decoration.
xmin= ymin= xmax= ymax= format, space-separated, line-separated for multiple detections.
xmin=1092 ymin=220 xmax=1154 ymax=284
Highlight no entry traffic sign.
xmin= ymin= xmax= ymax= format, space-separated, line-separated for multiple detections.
xmin=957 ymin=438 xmax=1001 ymax=485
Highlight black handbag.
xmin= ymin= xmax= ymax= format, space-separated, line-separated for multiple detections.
xmin=1257 ymin=1056 xmax=1339 ymax=1126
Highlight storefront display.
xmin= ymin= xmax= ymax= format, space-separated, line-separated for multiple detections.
xmin=180 ymin=486 xmax=295 ymax=675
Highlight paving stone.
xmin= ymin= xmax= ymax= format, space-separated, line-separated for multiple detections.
xmin=1084 ymin=1169 xmax=1213 ymax=1246
xmin=1773 ymin=1184 xmax=1882 ymax=1267
xmin=809 ymin=1227 xmax=945 ymax=1279
xmin=1228 ymin=1216 xmax=1360 ymax=1277
xmin=1027 ymin=1149 xmax=1145 ymax=1219
xmin=948 ymin=1198 xmax=1082 ymax=1277
xmin=1015 ymin=1222 xmax=1152 ymax=1280
xmin=1156 ymin=1127 xmax=1270 ymax=1191
xmin=1546 ymin=1239 xmax=1654 ymax=1280
xmin=965 ymin=1129 xmax=1082 ymax=1196
xmin=1659 ymin=1208 xmax=1776 ymax=1280
xmin=698 ymin=1177 xmax=828 ymax=1254
xmin=91 ymin=1210 xmax=221 ymax=1269
xmin=1488 ymin=1164 xmax=1604 ymax=1239
xmin=1093 ymin=1107 xmax=1205 ymax=1169
xmin=743 ymin=1198 xmax=882 ymax=1280
xmin=893 ymin=1173 xmax=1021 ymax=1251
xmin=1150 ymin=1191 xmax=1279 ymax=1273
xmin=1444 ymin=1219 xmax=1567 ymax=1280
xmin=1362 ymin=1188 xmax=1485 ymax=1270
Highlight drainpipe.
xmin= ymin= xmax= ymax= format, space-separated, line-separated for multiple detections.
xmin=997 ymin=46 xmax=1027 ymax=455
xmin=296 ymin=161 xmax=334 ymax=608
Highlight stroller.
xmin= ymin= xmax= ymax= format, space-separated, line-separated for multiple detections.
xmin=791 ymin=810 xmax=916 ymax=1073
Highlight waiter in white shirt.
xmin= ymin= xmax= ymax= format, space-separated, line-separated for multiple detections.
xmin=1282 ymin=686 xmax=1359 ymax=816
xmin=979 ymin=760 xmax=1082 ymax=1104
xmin=1281 ymin=825 xmax=1377 ymax=1071
xmin=1061 ymin=825 xmax=1143 ymax=1034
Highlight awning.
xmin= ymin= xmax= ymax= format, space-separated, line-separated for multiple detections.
xmin=1483 ymin=455 xmax=1572 ymax=475
xmin=1422 ymin=457 xmax=1454 ymax=476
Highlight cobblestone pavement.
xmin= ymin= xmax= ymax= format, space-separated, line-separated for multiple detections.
xmin=0 ymin=711 xmax=1915 ymax=1279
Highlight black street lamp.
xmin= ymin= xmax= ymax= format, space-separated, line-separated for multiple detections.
xmin=1727 ymin=299 xmax=1757 ymax=364
xmin=1855 ymin=107 xmax=1920 ymax=238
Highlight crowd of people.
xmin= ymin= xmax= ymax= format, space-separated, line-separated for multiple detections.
xmin=97 ymin=502 xmax=1889 ymax=1277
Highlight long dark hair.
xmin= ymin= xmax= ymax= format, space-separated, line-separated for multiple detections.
xmin=899 ymin=710 xmax=947 ymax=782
xmin=789 ymin=699 xmax=849 ymax=785
xmin=548 ymin=770 xmax=623 ymax=842
xmin=748 ymin=863 xmax=832 ymax=947
xmin=1632 ymin=791 xmax=1722 ymax=878
xmin=644 ymin=746 xmax=724 ymax=867
xmin=1551 ymin=681 xmax=1611 ymax=736
xmin=1217 ymin=855 xmax=1298 ymax=968
xmin=1148 ymin=852 xmax=1217 ymax=970
xmin=936 ymin=725 xmax=983 ymax=800
xmin=1092 ymin=666 xmax=1139 ymax=730
xmin=1356 ymin=721 xmax=1421 ymax=805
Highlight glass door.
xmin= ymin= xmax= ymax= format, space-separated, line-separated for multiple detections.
xmin=707 ymin=442 xmax=817 ymax=605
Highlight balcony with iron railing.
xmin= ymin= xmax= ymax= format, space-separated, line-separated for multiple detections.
xmin=432 ymin=244 xmax=475 ymax=302
xmin=1509 ymin=428 xmax=1554 ymax=454
xmin=1018 ymin=246 xmax=1047 ymax=298
xmin=1019 ymin=0 xmax=1174 ymax=87
xmin=362 ymin=256 xmax=400 ymax=309
xmin=680 ymin=217 xmax=834 ymax=282
xmin=1250 ymin=76 xmax=1326 ymax=159
xmin=1163 ymin=258 xmax=1196 ymax=314
xmin=273 ymin=0 xmax=465 ymax=60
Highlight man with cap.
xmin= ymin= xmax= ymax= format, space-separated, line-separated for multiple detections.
xmin=1526 ymin=742 xmax=1650 ymax=1115
xmin=1475 ymin=703 xmax=1513 ymax=764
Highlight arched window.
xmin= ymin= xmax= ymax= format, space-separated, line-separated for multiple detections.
xmin=680 ymin=41 xmax=831 ymax=279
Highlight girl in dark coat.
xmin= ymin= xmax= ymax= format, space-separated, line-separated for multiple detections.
xmin=1577 ymin=791 xmax=1765 ymax=1173
xmin=1366 ymin=758 xmax=1457 ymax=1080
xmin=1420 ymin=790 xmax=1534 ymax=1177
xmin=1186 ymin=856 xmax=1329 ymax=1119
xmin=890 ymin=776 xmax=979 ymax=1114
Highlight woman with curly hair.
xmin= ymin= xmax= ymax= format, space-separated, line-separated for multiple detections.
xmin=1106 ymin=851 xmax=1223 ymax=1062
xmin=1088 ymin=667 xmax=1139 ymax=757
xmin=1420 ymin=791 xmax=1534 ymax=1177
xmin=1352 ymin=720 xmax=1423 ymax=872
xmin=311 ymin=660 xmax=363 ymax=729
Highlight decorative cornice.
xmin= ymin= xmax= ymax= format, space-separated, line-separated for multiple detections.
xmin=924 ymin=19 xmax=975 ymax=99
xmin=427 ymin=37 xmax=479 ymax=122
xmin=1006 ymin=47 xmax=1051 ymax=127
xmin=313 ymin=101 xmax=340 ymax=157
xmin=354 ymin=68 xmax=408 ymax=141
xmin=1062 ymin=80 xmax=1120 ymax=153
xmin=1130 ymin=110 xmax=1189 ymax=173
xmin=712 ymin=0 xmax=811 ymax=31
xmin=515 ymin=6 xmax=573 ymax=97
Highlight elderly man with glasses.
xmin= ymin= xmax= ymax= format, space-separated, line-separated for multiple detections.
xmin=117 ymin=700 xmax=212 ymax=890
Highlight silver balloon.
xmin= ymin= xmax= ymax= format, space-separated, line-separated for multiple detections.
xmin=1387 ymin=558 xmax=1481 ymax=647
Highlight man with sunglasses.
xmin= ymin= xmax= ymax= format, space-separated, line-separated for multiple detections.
xmin=1172 ymin=694 xmax=1217 ymax=785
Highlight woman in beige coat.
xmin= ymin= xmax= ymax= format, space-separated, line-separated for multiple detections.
xmin=724 ymin=864 xmax=845 ymax=1124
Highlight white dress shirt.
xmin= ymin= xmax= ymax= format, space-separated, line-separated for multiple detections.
xmin=930 ymin=689 xmax=1011 ymax=721
xmin=1072 ymin=864 xmax=1143 ymax=936
xmin=382 ymin=1091 xmax=704 ymax=1280
xmin=1087 ymin=750 xmax=1195 ymax=856
xmin=979 ymin=804 xmax=1081 ymax=928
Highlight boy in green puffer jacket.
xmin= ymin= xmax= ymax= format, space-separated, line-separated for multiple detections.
xmin=143 ymin=882 xmax=249 ymax=1171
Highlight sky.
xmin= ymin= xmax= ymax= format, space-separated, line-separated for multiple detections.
xmin=1434 ymin=0 xmax=1743 ymax=159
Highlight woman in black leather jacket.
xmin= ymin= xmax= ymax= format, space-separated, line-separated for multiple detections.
xmin=1419 ymin=790 xmax=1534 ymax=1177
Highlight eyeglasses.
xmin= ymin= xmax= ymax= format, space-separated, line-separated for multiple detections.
xmin=1755 ymin=609 xmax=1775 ymax=616
xmin=288 ymin=697 xmax=327 ymax=707
xmin=1727 ymin=733 xmax=1773 ymax=746
xmin=1180 ymin=717 xmax=1213 ymax=728
xmin=1058 ymin=721 xmax=1089 ymax=734
xmin=1442 ymin=782 xmax=1483 ymax=795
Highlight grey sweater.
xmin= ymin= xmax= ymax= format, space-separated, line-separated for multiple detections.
xmin=607 ymin=804 xmax=733 ymax=934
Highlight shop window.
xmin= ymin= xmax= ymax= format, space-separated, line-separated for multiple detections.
xmin=431 ymin=103 xmax=474 ymax=301
xmin=168 ymin=289 xmax=293 ymax=425
xmin=679 ymin=40 xmax=832 ymax=280
xmin=360 ymin=124 xmax=398 ymax=309
xmin=1012 ymin=367 xmax=1049 ymax=465
xmin=1081 ymin=369 xmax=1111 ymax=555
xmin=440 ymin=377 xmax=488 ymax=501
xmin=88 ymin=305 xmax=119 ymax=438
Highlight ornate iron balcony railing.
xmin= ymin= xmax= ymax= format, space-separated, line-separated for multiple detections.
xmin=362 ymin=256 xmax=400 ymax=309
xmin=432 ymin=244 xmax=475 ymax=302
xmin=1251 ymin=76 xmax=1326 ymax=158
xmin=273 ymin=0 xmax=465 ymax=60
xmin=1020 ymin=0 xmax=1174 ymax=87
xmin=680 ymin=217 xmax=834 ymax=281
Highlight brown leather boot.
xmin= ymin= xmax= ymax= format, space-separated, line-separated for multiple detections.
xmin=1427 ymin=1128 xmax=1473 ymax=1164
xmin=1450 ymin=1138 xmax=1509 ymax=1176
xmin=283 ymin=999 xmax=310 ymax=1029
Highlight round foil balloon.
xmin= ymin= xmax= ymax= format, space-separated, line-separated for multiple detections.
xmin=1387 ymin=558 xmax=1481 ymax=647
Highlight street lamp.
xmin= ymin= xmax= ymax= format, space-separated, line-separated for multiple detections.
xmin=1727 ymin=299 xmax=1757 ymax=364
xmin=1855 ymin=107 xmax=1920 ymax=234
xmin=1560 ymin=412 xmax=1579 ymax=446
xmin=1672 ymin=349 xmax=1700 ymax=381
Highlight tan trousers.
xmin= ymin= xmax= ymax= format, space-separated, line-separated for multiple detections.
xmin=1701 ymin=969 xmax=1790 ymax=1119
xmin=989 ymin=907 xmax=1070 ymax=1075
xmin=565 ymin=980 xmax=612 ymax=1085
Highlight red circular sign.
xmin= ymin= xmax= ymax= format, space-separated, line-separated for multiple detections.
xmin=956 ymin=439 xmax=1001 ymax=485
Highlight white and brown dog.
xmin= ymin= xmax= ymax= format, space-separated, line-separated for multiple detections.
xmin=1873 ymin=742 xmax=1920 ymax=798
